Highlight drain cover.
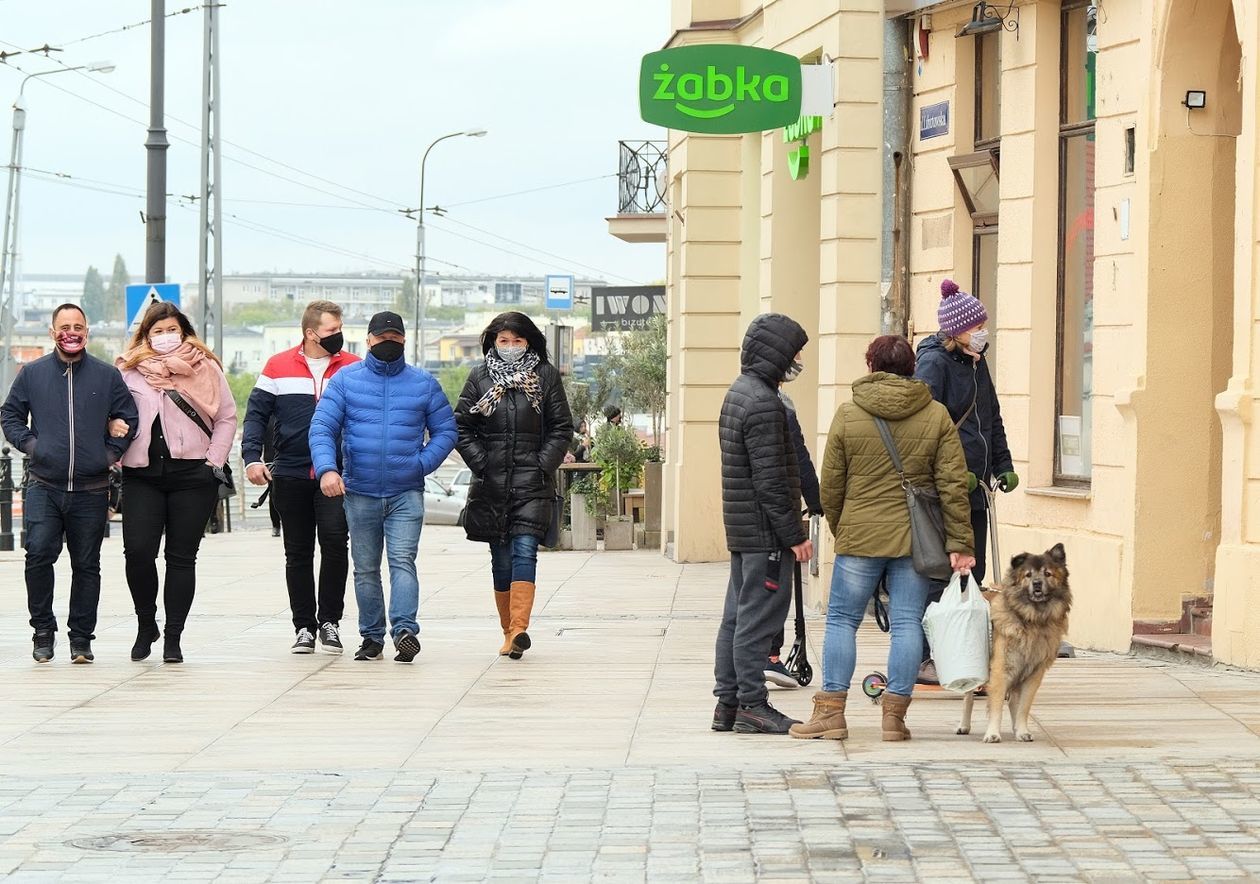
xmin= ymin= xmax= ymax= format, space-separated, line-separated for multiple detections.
xmin=68 ymin=830 xmax=288 ymax=853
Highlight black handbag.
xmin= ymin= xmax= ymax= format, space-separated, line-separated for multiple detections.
xmin=164 ymin=389 xmax=236 ymax=500
xmin=871 ymin=415 xmax=952 ymax=581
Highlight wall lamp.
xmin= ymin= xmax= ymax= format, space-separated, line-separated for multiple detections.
xmin=958 ymin=0 xmax=1020 ymax=37
xmin=1183 ymin=90 xmax=1207 ymax=110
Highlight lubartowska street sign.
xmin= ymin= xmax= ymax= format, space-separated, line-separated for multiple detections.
xmin=639 ymin=45 xmax=803 ymax=134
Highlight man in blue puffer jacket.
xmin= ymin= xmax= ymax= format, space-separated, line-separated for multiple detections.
xmin=309 ymin=311 xmax=457 ymax=664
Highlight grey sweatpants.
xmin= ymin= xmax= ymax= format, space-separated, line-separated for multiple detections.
xmin=714 ymin=550 xmax=795 ymax=707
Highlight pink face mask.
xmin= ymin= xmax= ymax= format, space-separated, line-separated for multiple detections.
xmin=56 ymin=332 xmax=86 ymax=354
xmin=150 ymin=332 xmax=182 ymax=354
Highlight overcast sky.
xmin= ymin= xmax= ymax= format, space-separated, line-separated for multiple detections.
xmin=1 ymin=0 xmax=668 ymax=288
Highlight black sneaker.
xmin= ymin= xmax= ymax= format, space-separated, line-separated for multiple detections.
xmin=733 ymin=701 xmax=800 ymax=735
xmin=354 ymin=638 xmax=384 ymax=661
xmin=712 ymin=702 xmax=738 ymax=732
xmin=69 ymin=640 xmax=94 ymax=664
xmin=393 ymin=630 xmax=421 ymax=663
xmin=32 ymin=632 xmax=55 ymax=664
xmin=318 ymin=623 xmax=344 ymax=656
xmin=291 ymin=628 xmax=316 ymax=654
xmin=764 ymin=660 xmax=799 ymax=689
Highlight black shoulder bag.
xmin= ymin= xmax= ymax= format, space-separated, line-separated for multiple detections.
xmin=165 ymin=390 xmax=236 ymax=500
xmin=871 ymin=415 xmax=952 ymax=581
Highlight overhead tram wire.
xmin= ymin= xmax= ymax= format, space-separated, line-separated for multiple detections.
xmin=443 ymin=173 xmax=616 ymax=209
xmin=17 ymin=166 xmax=472 ymax=274
xmin=54 ymin=5 xmax=209 ymax=48
xmin=429 ymin=215 xmax=642 ymax=284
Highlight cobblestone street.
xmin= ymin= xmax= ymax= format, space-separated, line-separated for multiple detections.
xmin=2 ymin=527 xmax=1259 ymax=882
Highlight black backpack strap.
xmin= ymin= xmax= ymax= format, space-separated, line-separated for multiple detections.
xmin=165 ymin=389 xmax=214 ymax=439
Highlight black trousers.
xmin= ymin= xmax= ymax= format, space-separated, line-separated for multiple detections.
xmin=23 ymin=484 xmax=110 ymax=641
xmin=714 ymin=550 xmax=795 ymax=707
xmin=923 ymin=505 xmax=989 ymax=661
xmin=122 ymin=467 xmax=219 ymax=635
xmin=271 ymin=476 xmax=349 ymax=633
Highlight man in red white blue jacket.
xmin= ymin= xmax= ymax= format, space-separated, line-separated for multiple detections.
xmin=242 ymin=300 xmax=359 ymax=655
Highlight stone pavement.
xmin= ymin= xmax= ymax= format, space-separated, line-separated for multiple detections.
xmin=1 ymin=525 xmax=1259 ymax=882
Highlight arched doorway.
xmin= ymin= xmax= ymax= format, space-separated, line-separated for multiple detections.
xmin=1133 ymin=0 xmax=1241 ymax=639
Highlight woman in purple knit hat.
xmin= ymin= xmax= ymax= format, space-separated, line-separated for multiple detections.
xmin=913 ymin=279 xmax=1018 ymax=683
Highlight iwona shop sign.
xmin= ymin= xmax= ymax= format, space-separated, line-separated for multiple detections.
xmin=639 ymin=45 xmax=802 ymax=134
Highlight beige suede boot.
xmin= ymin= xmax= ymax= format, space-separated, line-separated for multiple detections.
xmin=881 ymin=693 xmax=913 ymax=741
xmin=788 ymin=690 xmax=849 ymax=740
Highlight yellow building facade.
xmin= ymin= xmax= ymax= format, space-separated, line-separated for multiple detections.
xmin=658 ymin=0 xmax=1260 ymax=667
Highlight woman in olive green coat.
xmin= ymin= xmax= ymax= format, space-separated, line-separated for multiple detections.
xmin=789 ymin=335 xmax=975 ymax=743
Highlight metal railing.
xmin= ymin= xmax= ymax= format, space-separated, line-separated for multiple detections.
xmin=617 ymin=141 xmax=667 ymax=215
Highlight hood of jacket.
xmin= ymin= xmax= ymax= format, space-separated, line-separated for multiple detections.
xmin=852 ymin=372 xmax=934 ymax=420
xmin=740 ymin=313 xmax=808 ymax=385
xmin=916 ymin=331 xmax=978 ymax=366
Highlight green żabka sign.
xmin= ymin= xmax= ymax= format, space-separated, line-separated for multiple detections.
xmin=639 ymin=45 xmax=802 ymax=134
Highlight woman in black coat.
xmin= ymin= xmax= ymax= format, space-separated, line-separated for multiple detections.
xmin=454 ymin=312 xmax=573 ymax=659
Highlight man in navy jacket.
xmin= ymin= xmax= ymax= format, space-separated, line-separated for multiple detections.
xmin=309 ymin=312 xmax=457 ymax=664
xmin=1 ymin=303 xmax=138 ymax=664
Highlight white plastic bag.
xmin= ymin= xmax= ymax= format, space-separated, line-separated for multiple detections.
xmin=922 ymin=572 xmax=990 ymax=693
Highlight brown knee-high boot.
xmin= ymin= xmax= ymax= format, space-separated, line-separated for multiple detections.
xmin=882 ymin=693 xmax=912 ymax=741
xmin=508 ymin=580 xmax=535 ymax=659
xmin=494 ymin=591 xmax=512 ymax=656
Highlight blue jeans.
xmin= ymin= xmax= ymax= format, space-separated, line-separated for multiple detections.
xmin=342 ymin=490 xmax=423 ymax=643
xmin=490 ymin=534 xmax=540 ymax=590
xmin=23 ymin=484 xmax=109 ymax=641
xmin=824 ymin=555 xmax=932 ymax=697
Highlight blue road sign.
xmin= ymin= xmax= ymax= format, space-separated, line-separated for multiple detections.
xmin=126 ymin=283 xmax=181 ymax=331
xmin=545 ymin=275 xmax=574 ymax=310
xmin=919 ymin=100 xmax=950 ymax=141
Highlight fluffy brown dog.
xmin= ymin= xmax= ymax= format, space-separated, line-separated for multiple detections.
xmin=958 ymin=544 xmax=1072 ymax=743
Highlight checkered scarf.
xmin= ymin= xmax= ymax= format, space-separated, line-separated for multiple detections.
xmin=470 ymin=349 xmax=543 ymax=417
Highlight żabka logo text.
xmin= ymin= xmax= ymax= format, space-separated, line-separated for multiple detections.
xmin=639 ymin=45 xmax=802 ymax=134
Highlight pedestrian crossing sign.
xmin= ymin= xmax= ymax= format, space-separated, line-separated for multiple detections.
xmin=126 ymin=283 xmax=181 ymax=332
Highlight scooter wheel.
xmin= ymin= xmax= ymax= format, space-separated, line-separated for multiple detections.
xmin=795 ymin=662 xmax=813 ymax=687
xmin=862 ymin=672 xmax=888 ymax=700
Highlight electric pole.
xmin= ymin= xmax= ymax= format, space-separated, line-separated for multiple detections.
xmin=145 ymin=0 xmax=168 ymax=284
xmin=198 ymin=2 xmax=223 ymax=356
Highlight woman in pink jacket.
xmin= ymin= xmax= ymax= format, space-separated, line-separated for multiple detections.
xmin=116 ymin=302 xmax=237 ymax=663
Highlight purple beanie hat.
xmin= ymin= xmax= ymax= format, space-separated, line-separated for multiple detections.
xmin=937 ymin=279 xmax=988 ymax=337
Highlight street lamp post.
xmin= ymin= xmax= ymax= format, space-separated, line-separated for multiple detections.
xmin=414 ymin=128 xmax=485 ymax=368
xmin=0 ymin=61 xmax=114 ymax=394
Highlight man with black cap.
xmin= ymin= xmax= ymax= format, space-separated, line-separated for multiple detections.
xmin=308 ymin=311 xmax=458 ymax=663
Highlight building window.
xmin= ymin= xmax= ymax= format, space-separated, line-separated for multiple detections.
xmin=1055 ymin=0 xmax=1097 ymax=482
xmin=949 ymin=149 xmax=1000 ymax=307
xmin=975 ymin=31 xmax=1001 ymax=150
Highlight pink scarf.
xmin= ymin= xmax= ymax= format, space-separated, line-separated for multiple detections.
xmin=119 ymin=342 xmax=222 ymax=418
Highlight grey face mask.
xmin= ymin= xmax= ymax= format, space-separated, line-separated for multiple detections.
xmin=783 ymin=360 xmax=804 ymax=382
xmin=496 ymin=345 xmax=527 ymax=364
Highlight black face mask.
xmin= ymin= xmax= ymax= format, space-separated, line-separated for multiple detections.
xmin=317 ymin=332 xmax=344 ymax=355
xmin=370 ymin=340 xmax=405 ymax=363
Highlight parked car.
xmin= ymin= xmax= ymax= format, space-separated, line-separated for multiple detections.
xmin=449 ymin=468 xmax=472 ymax=501
xmin=424 ymin=477 xmax=466 ymax=526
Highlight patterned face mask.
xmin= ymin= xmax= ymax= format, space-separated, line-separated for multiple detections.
xmin=783 ymin=360 xmax=804 ymax=382
xmin=496 ymin=345 xmax=527 ymax=364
